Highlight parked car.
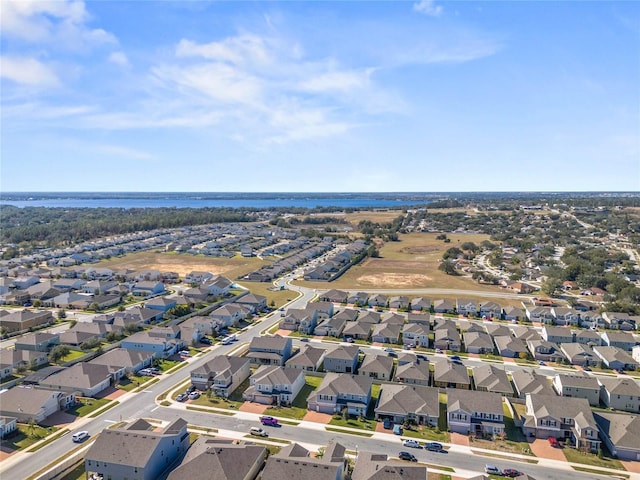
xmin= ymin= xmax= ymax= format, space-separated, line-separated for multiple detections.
xmin=200 ymin=337 xmax=212 ymax=345
xmin=402 ymin=439 xmax=421 ymax=449
xmin=502 ymin=468 xmax=522 ymax=477
xmin=186 ymin=385 xmax=197 ymax=394
xmin=188 ymin=391 xmax=200 ymax=400
xmin=260 ymin=416 xmax=279 ymax=426
xmin=538 ymin=360 xmax=545 ymax=365
xmin=176 ymin=393 xmax=187 ymax=402
xmin=72 ymin=431 xmax=89 ymax=443
xmin=138 ymin=369 xmax=152 ymax=376
xmin=398 ymin=451 xmax=417 ymax=462
xmin=148 ymin=367 xmax=160 ymax=375
xmin=179 ymin=350 xmax=191 ymax=357
xmin=548 ymin=436 xmax=559 ymax=448
xmin=583 ymin=366 xmax=591 ymax=372
xmin=425 ymin=442 xmax=443 ymax=452
xmin=435 ymin=348 xmax=443 ymax=354
xmin=300 ymin=338 xmax=309 ymax=342
xmin=383 ymin=418 xmax=393 ymax=429
xmin=484 ymin=464 xmax=501 ymax=475
xmin=250 ymin=427 xmax=268 ymax=437
xmin=450 ymin=355 xmax=461 ymax=361
xmin=393 ymin=424 xmax=403 ymax=435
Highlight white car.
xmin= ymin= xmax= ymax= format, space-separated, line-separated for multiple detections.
xmin=72 ymin=431 xmax=89 ymax=443
xmin=402 ymin=439 xmax=421 ymax=448
xmin=188 ymin=391 xmax=200 ymax=400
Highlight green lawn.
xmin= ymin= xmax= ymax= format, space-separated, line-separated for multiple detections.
xmin=68 ymin=397 xmax=111 ymax=417
xmin=3 ymin=424 xmax=59 ymax=451
xmin=58 ymin=462 xmax=85 ymax=480
xmin=155 ymin=358 xmax=181 ymax=372
xmin=116 ymin=377 xmax=138 ymax=391
xmin=58 ymin=349 xmax=86 ymax=363
xmin=262 ymin=376 xmax=322 ymax=420
xmin=329 ymin=415 xmax=376 ymax=431
xmin=191 ymin=393 xmax=243 ymax=410
xmin=325 ymin=426 xmax=373 ymax=437
xmin=402 ymin=425 xmax=450 ymax=443
xmin=562 ymin=447 xmax=625 ymax=471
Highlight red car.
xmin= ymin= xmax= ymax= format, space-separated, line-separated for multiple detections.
xmin=548 ymin=436 xmax=559 ymax=448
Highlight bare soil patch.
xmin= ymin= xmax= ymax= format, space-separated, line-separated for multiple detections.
xmin=355 ymin=273 xmax=433 ymax=288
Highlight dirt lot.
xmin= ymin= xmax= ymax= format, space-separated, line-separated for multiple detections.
xmin=95 ymin=252 xmax=265 ymax=279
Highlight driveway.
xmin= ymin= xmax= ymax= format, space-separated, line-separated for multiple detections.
xmin=274 ymin=329 xmax=292 ymax=337
xmin=528 ymin=438 xmax=567 ymax=461
xmin=238 ymin=402 xmax=268 ymax=414
xmin=621 ymin=460 xmax=640 ymax=474
xmin=303 ymin=410 xmax=332 ymax=424
xmin=449 ymin=432 xmax=470 ymax=446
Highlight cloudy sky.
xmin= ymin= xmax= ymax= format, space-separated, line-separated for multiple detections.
xmin=1 ymin=0 xmax=638 ymax=192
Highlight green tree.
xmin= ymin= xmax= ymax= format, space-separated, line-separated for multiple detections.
xmin=49 ymin=345 xmax=70 ymax=364
xmin=438 ymin=260 xmax=458 ymax=276
xmin=57 ymin=309 xmax=66 ymax=320
xmin=541 ymin=278 xmax=563 ymax=297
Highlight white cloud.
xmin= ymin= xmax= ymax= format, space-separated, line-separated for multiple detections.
xmin=0 ymin=0 xmax=116 ymax=49
xmin=298 ymin=69 xmax=373 ymax=93
xmin=94 ymin=144 xmax=155 ymax=161
xmin=413 ymin=0 xmax=443 ymax=17
xmin=176 ymin=35 xmax=272 ymax=66
xmin=108 ymin=51 xmax=129 ymax=67
xmin=0 ymin=56 xmax=59 ymax=87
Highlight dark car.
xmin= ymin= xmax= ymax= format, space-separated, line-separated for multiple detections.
xmin=502 ymin=469 xmax=522 ymax=478
xmin=200 ymin=337 xmax=212 ymax=345
xmin=398 ymin=451 xmax=417 ymax=462
xmin=383 ymin=418 xmax=393 ymax=429
xmin=176 ymin=393 xmax=187 ymax=402
xmin=186 ymin=385 xmax=197 ymax=394
xmin=426 ymin=442 xmax=443 ymax=452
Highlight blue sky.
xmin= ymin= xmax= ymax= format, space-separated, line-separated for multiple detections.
xmin=1 ymin=0 xmax=638 ymax=192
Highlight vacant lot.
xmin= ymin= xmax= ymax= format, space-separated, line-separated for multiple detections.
xmin=302 ymin=232 xmax=503 ymax=292
xmin=95 ymin=252 xmax=266 ymax=279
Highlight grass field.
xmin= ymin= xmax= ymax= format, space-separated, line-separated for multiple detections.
xmin=300 ymin=232 xmax=507 ymax=292
xmin=562 ymin=447 xmax=625 ymax=471
xmin=68 ymin=397 xmax=112 ymax=416
xmin=3 ymin=424 xmax=59 ymax=451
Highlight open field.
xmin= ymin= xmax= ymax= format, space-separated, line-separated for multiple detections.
xmin=95 ymin=252 xmax=266 ymax=279
xmin=301 ymin=232 xmax=508 ymax=293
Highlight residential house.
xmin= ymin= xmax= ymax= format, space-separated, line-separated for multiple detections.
xmin=243 ymin=366 xmax=305 ymax=406
xmin=145 ymin=296 xmax=177 ymax=312
xmin=38 ymin=363 xmax=112 ymax=397
xmin=246 ymin=335 xmax=292 ymax=366
xmin=82 ymin=280 xmax=117 ymax=294
xmin=89 ymin=348 xmax=154 ymax=379
xmin=210 ymin=304 xmax=246 ymax=328
xmin=522 ymin=394 xmax=600 ymax=452
xmin=167 ymin=437 xmax=266 ymax=480
xmin=594 ymin=412 xmax=640 ymax=461
xmin=358 ymin=354 xmax=394 ymax=381
xmin=510 ymin=370 xmax=555 ymax=398
xmin=463 ymin=331 xmax=495 ymax=354
xmin=511 ymin=326 xmax=542 ymax=343
xmin=380 ymin=312 xmax=405 ymax=325
xmin=527 ymin=340 xmax=565 ymax=363
xmin=433 ymin=361 xmax=470 ymax=389
xmin=551 ymin=307 xmax=580 ymax=326
xmin=190 ymin=355 xmax=251 ymax=396
xmin=323 ymin=345 xmax=360 ymax=374
xmin=388 ymin=296 xmax=410 ymax=309
xmin=368 ymin=294 xmax=387 ymax=308
xmin=407 ymin=312 xmax=431 ymax=326
xmin=472 ymin=364 xmax=514 ymax=396
xmin=456 ymin=298 xmax=478 ymax=317
xmin=375 ymin=384 xmax=439 ymax=427
xmin=483 ymin=324 xmax=511 ymax=338
xmin=285 ymin=345 xmax=326 ymax=372
xmin=332 ymin=308 xmax=359 ymax=322
xmin=402 ymin=323 xmax=430 ymax=348
xmin=121 ymin=331 xmax=185 ymax=359
xmin=261 ymin=441 xmax=347 ymax=480
xmin=541 ymin=326 xmax=574 ymax=344
xmin=85 ymin=418 xmax=190 ymax=480
xmin=578 ymin=311 xmax=604 ymax=329
xmin=14 ymin=332 xmax=60 ymax=352
xmin=476 ymin=301 xmax=501 ymax=319
xmin=525 ymin=306 xmax=554 ymax=324
xmin=0 ymin=416 xmax=17 ymax=439
xmin=634 ymin=345 xmax=640 ymax=363
xmin=342 ymin=321 xmax=371 ymax=341
xmin=494 ymin=336 xmax=528 ymax=359
xmin=601 ymin=331 xmax=637 ymax=352
xmin=592 ymin=346 xmax=638 ymax=371
xmin=320 ymin=289 xmax=348 ymax=304
xmin=0 ymin=309 xmax=53 ymax=333
xmin=553 ymin=373 xmax=600 ymax=406
xmin=433 ymin=299 xmax=454 ymax=314
xmin=131 ymin=281 xmax=166 ymax=297
xmin=234 ymin=293 xmax=267 ymax=313
xmin=410 ymin=297 xmax=431 ymax=312
xmin=185 ymin=271 xmax=214 ymax=284
xmin=559 ymin=343 xmax=597 ymax=367
xmin=394 ymin=360 xmax=430 ymax=387
xmin=573 ymin=329 xmax=601 ymax=345
xmin=602 ymin=312 xmax=637 ymax=331
xmin=357 ymin=311 xmax=381 ymax=325
xmin=314 ymin=316 xmax=347 ymax=338
xmin=307 ymin=373 xmax=373 ymax=416
xmin=598 ymin=377 xmax=640 ymax=413
xmin=434 ymin=325 xmax=461 ymax=352
xmin=447 ymin=389 xmax=504 ymax=436
xmin=351 ymin=452 xmax=427 ymax=480
xmin=502 ymin=306 xmax=525 ymax=322
xmin=371 ymin=323 xmax=402 ymax=344
xmin=348 ymin=292 xmax=369 ymax=306
xmin=0 ymin=386 xmax=76 ymax=423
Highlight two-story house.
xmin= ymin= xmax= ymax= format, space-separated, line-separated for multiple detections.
xmin=553 ymin=373 xmax=600 ymax=406
xmin=447 ymin=389 xmax=504 ymax=436
xmin=243 ymin=366 xmax=305 ymax=406
xmin=541 ymin=326 xmax=574 ymax=344
xmin=190 ymin=355 xmax=251 ymax=396
xmin=358 ymin=354 xmax=394 ymax=381
xmin=402 ymin=323 xmax=430 ymax=348
xmin=375 ymin=384 xmax=440 ymax=427
xmin=307 ymin=373 xmax=373 ymax=416
xmin=601 ymin=331 xmax=637 ymax=352
xmin=285 ymin=345 xmax=326 ymax=372
xmin=247 ymin=335 xmax=292 ymax=366
xmin=323 ymin=345 xmax=360 ymax=374
xmin=598 ymin=377 xmax=640 ymax=413
xmin=522 ymin=394 xmax=601 ymax=452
